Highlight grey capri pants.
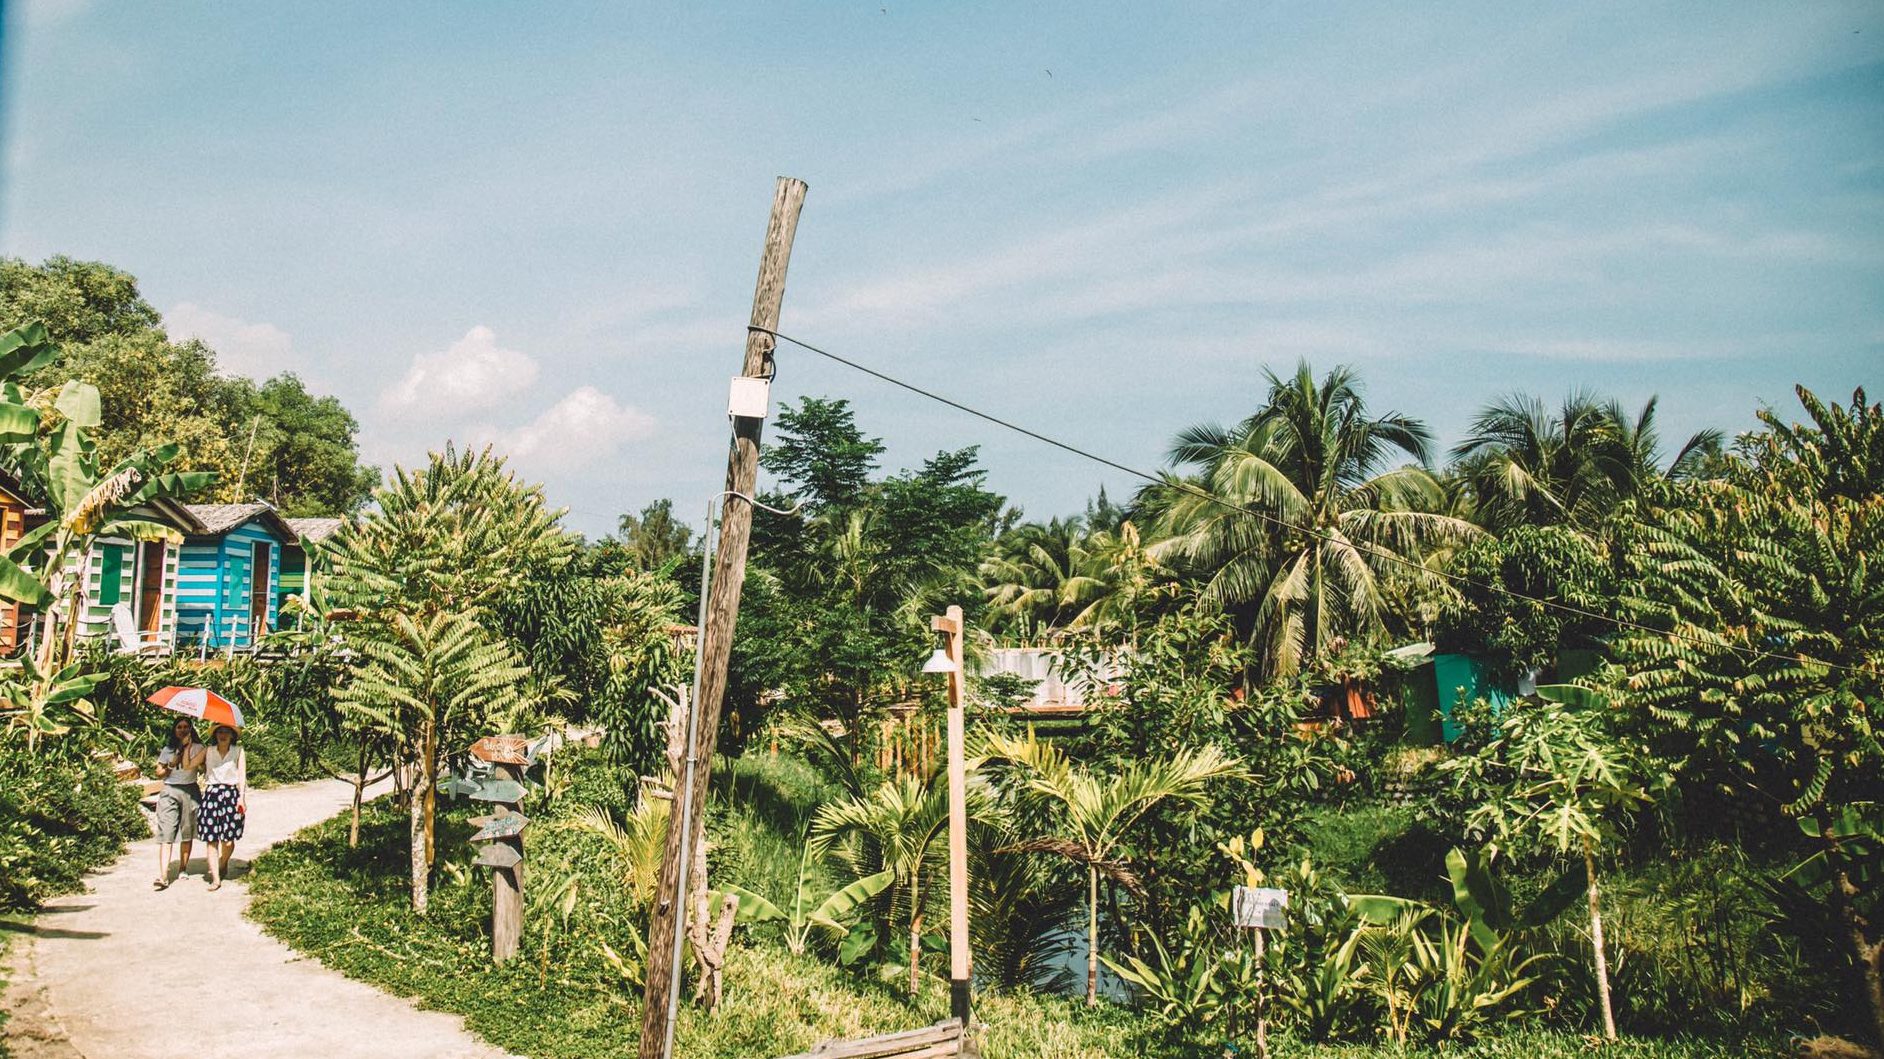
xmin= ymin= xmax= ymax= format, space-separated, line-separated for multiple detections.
xmin=154 ymin=784 xmax=200 ymax=843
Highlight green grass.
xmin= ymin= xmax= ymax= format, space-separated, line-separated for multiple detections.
xmin=247 ymin=762 xmax=1145 ymax=1058
xmin=247 ymin=752 xmax=1795 ymax=1059
xmin=0 ymin=912 xmax=20 ymax=1057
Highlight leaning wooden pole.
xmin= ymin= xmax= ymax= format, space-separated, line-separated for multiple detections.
xmin=638 ymin=176 xmax=806 ymax=1059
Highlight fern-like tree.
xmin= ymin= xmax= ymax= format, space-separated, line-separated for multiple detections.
xmin=325 ymin=446 xmax=573 ymax=912
xmin=1442 ymin=693 xmax=1653 ymax=1040
xmin=985 ymin=729 xmax=1245 ymax=1005
xmin=1146 ymin=361 xmax=1473 ymax=677
xmin=1614 ymin=386 xmax=1884 ymax=1047
xmin=338 ymin=611 xmax=535 ymax=913
xmin=814 ymin=772 xmax=955 ymax=997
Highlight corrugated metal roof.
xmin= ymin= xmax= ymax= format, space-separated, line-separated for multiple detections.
xmin=286 ymin=517 xmax=344 ymax=543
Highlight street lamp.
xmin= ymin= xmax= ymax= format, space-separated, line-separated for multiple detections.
xmin=925 ymin=604 xmax=972 ymax=1025
xmin=659 ymin=488 xmax=800 ymax=1059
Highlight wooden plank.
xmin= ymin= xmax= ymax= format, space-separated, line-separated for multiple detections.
xmin=469 ymin=734 xmax=531 ymax=765
xmin=473 ymin=842 xmax=523 ymax=870
xmin=470 ymin=811 xmax=529 ymax=842
xmin=466 ymin=778 xmax=527 ymax=803
xmin=806 ymin=1020 xmax=962 ymax=1058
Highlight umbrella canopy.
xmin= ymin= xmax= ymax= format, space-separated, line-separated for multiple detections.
xmin=148 ymin=686 xmax=246 ymax=730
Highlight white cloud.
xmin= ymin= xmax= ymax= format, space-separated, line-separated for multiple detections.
xmin=165 ymin=302 xmax=295 ymax=380
xmin=380 ymin=326 xmax=538 ymax=416
xmin=494 ymin=386 xmax=655 ymax=473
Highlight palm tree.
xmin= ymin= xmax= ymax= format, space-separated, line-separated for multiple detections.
xmin=813 ymin=773 xmax=952 ymax=997
xmin=1148 ymin=361 xmax=1473 ymax=677
xmin=1451 ymin=392 xmax=1722 ymax=531
xmin=985 ymin=728 xmax=1245 ymax=1005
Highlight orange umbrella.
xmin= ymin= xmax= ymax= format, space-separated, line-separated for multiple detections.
xmin=148 ymin=686 xmax=246 ymax=730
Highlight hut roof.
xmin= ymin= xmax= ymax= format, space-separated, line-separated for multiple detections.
xmin=286 ymin=517 xmax=344 ymax=543
xmin=183 ymin=502 xmax=297 ymax=541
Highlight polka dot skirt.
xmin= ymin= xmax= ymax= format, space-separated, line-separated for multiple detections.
xmin=198 ymin=783 xmax=245 ymax=843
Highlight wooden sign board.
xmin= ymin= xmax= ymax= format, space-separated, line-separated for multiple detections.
xmin=470 ymin=811 xmax=529 ymax=843
xmin=1232 ymin=886 xmax=1289 ymax=930
xmin=469 ymin=735 xmax=531 ymax=766
xmin=474 ymin=842 xmax=523 ymax=870
xmin=441 ymin=774 xmax=482 ymax=800
xmin=466 ymin=778 xmax=528 ymax=804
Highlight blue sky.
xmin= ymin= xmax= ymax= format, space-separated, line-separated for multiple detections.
xmin=2 ymin=1 xmax=1879 ymax=535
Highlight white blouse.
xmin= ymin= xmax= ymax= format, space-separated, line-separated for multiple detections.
xmin=203 ymin=746 xmax=246 ymax=788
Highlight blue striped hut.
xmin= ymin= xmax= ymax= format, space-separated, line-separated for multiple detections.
xmin=176 ymin=503 xmax=299 ymax=651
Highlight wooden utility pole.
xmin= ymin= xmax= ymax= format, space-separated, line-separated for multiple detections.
xmin=932 ymin=604 xmax=972 ymax=1024
xmin=638 ymin=176 xmax=806 ymax=1059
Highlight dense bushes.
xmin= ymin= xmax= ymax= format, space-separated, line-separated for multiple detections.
xmin=0 ymin=741 xmax=146 ymax=910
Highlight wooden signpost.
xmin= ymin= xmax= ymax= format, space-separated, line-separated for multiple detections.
xmin=1231 ymin=885 xmax=1288 ymax=1059
xmin=468 ymin=735 xmax=531 ymax=964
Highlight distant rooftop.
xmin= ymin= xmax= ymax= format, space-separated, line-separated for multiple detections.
xmin=286 ymin=517 xmax=344 ymax=543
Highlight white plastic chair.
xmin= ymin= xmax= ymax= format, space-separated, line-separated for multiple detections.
xmin=110 ymin=602 xmax=173 ymax=657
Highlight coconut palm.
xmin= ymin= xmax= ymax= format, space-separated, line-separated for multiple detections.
xmin=1147 ymin=361 xmax=1473 ymax=677
xmin=985 ymin=728 xmax=1245 ymax=1005
xmin=813 ymin=772 xmax=954 ymax=996
xmin=1451 ymin=392 xmax=1721 ymax=532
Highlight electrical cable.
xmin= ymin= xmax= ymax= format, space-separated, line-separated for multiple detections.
xmin=749 ymin=325 xmax=1869 ymax=678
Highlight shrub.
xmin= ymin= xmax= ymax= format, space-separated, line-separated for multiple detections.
xmin=0 ymin=741 xmax=145 ymax=909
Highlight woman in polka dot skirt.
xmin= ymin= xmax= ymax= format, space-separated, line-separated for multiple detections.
xmin=197 ymin=724 xmax=247 ymax=891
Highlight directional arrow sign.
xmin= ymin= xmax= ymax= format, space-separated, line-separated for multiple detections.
xmin=470 ymin=811 xmax=529 ymax=843
xmin=474 ymin=842 xmax=523 ymax=870
xmin=465 ymin=778 xmax=528 ymax=804
xmin=469 ymin=735 xmax=531 ymax=766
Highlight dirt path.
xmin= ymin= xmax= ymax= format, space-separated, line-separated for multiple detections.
xmin=2 ymin=777 xmax=514 ymax=1059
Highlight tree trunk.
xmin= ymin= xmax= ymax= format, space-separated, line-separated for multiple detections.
xmin=1086 ymin=865 xmax=1099 ymax=1007
xmin=409 ymin=771 xmax=429 ymax=913
xmin=908 ymin=906 xmax=923 ymax=998
xmin=1826 ymin=830 xmax=1884 ymax=1050
xmin=1585 ymin=843 xmax=1616 ymax=1040
xmin=349 ymin=734 xmax=368 ymax=849
xmin=421 ymin=726 xmax=437 ymax=869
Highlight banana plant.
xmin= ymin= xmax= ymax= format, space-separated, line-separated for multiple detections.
xmin=719 ymin=838 xmax=894 ymax=956
xmin=0 ymin=323 xmax=213 ymax=746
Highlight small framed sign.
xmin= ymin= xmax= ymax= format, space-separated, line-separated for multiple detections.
xmin=1232 ymin=886 xmax=1289 ymax=930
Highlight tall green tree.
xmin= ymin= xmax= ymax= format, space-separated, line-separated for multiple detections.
xmin=617 ymin=498 xmax=696 ymax=572
xmin=1 ymin=256 xmax=377 ymax=515
xmin=325 ymin=446 xmax=574 ymax=911
xmin=734 ymin=399 xmax=1003 ymax=753
xmin=337 ymin=611 xmax=535 ymax=913
xmin=1147 ymin=361 xmax=1473 ymax=677
xmin=1614 ymin=386 xmax=1884 ymax=1046
xmin=1443 ymin=694 xmax=1655 ymax=1040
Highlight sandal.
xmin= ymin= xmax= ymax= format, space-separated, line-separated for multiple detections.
xmin=206 ymin=880 xmax=221 ymax=891
xmin=153 ymin=876 xmax=169 ymax=890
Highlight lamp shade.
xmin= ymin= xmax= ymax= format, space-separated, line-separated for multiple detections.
xmin=922 ymin=647 xmax=958 ymax=674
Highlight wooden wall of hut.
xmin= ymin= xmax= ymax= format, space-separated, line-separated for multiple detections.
xmin=876 ymin=701 xmax=937 ymax=778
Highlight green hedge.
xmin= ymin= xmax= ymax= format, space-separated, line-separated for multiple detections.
xmin=0 ymin=742 xmax=146 ymax=910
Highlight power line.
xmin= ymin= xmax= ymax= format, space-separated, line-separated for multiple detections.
xmin=751 ymin=325 xmax=1867 ymax=679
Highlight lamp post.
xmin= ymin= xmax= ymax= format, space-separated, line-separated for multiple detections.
xmin=924 ymin=604 xmax=972 ymax=1025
